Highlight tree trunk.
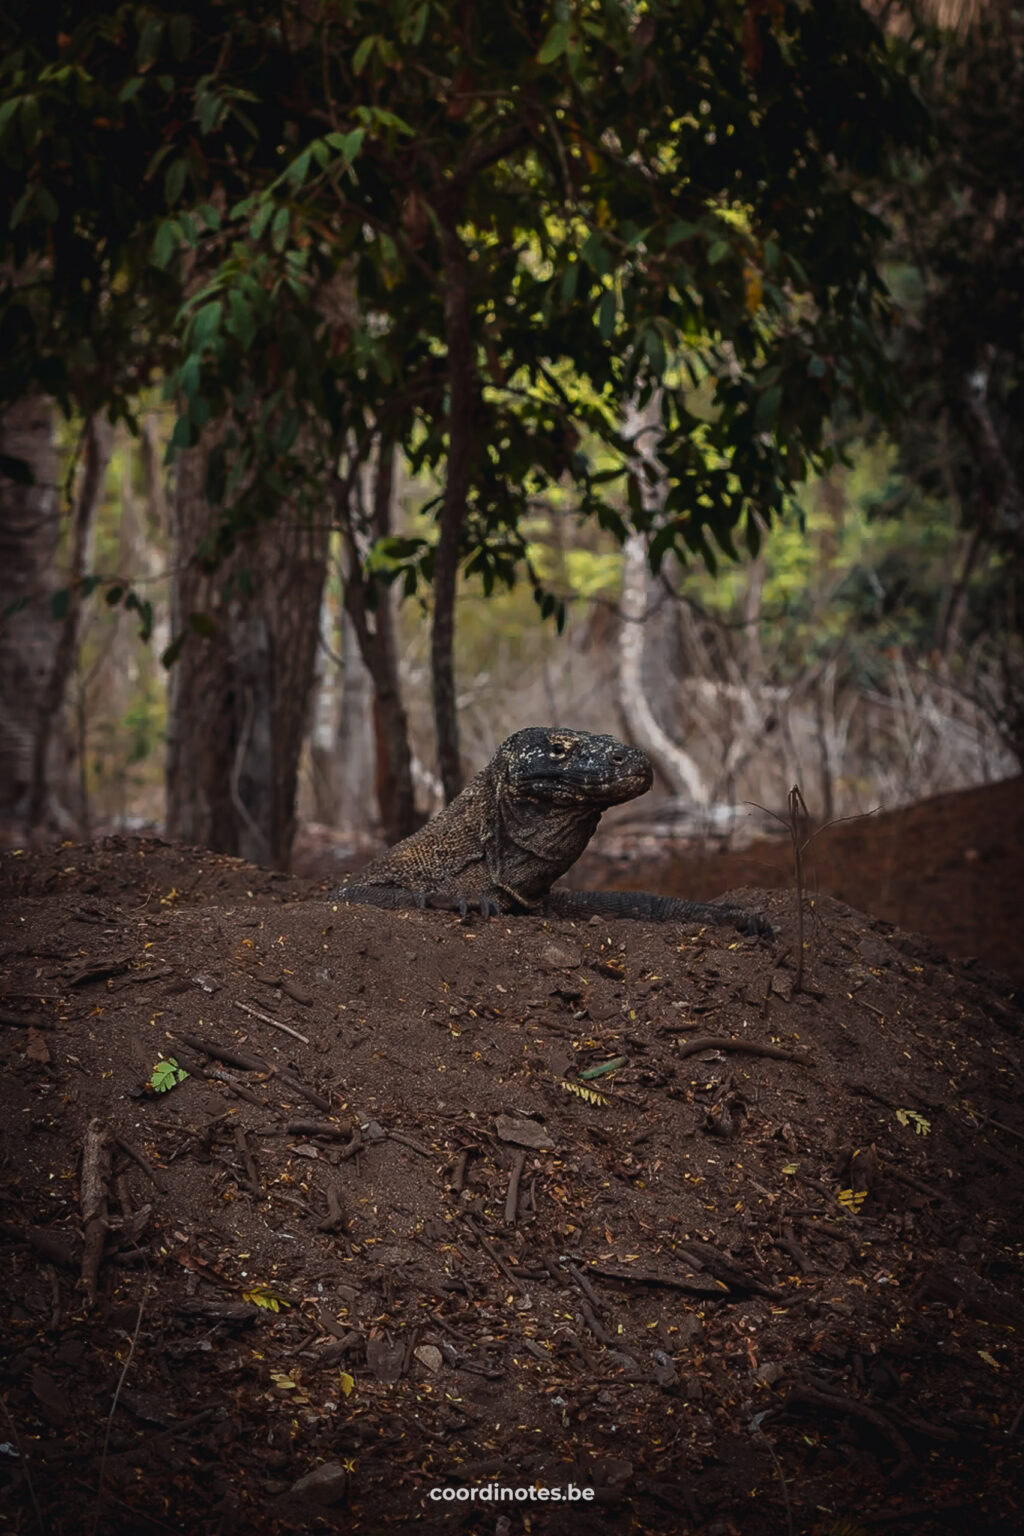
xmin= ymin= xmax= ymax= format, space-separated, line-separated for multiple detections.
xmin=0 ymin=394 xmax=66 ymax=841
xmin=619 ymin=400 xmax=706 ymax=802
xmin=309 ymin=601 xmax=376 ymax=832
xmin=309 ymin=594 xmax=342 ymax=827
xmin=334 ymin=438 xmax=418 ymax=842
xmin=165 ymin=433 xmax=329 ymax=868
xmin=29 ymin=413 xmax=114 ymax=832
xmin=432 ymin=217 xmax=477 ymax=803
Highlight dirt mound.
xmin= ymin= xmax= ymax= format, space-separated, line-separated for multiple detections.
xmin=574 ymin=774 xmax=1024 ymax=985
xmin=1 ymin=839 xmax=1022 ymax=1533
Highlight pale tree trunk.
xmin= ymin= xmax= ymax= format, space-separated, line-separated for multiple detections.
xmin=618 ymin=399 xmax=706 ymax=802
xmin=432 ymin=216 xmax=476 ymax=804
xmin=308 ymin=594 xmax=343 ymax=827
xmin=165 ymin=433 xmax=330 ymax=868
xmin=333 ymin=438 xmax=418 ymax=842
xmin=336 ymin=611 xmax=375 ymax=830
xmin=308 ymin=598 xmax=376 ymax=832
xmin=0 ymin=394 xmax=66 ymax=841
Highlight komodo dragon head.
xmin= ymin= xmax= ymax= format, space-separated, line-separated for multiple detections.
xmin=494 ymin=726 xmax=653 ymax=807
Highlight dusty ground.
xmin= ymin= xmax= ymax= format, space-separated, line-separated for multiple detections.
xmin=1 ymin=780 xmax=1022 ymax=1535
xmin=571 ymin=775 xmax=1024 ymax=988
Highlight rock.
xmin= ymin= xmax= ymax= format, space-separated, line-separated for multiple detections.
xmin=414 ymin=1344 xmax=443 ymax=1374
xmin=286 ymin=1461 xmax=348 ymax=1507
xmin=494 ymin=1114 xmax=554 ymax=1149
xmin=539 ymin=942 xmax=583 ymax=970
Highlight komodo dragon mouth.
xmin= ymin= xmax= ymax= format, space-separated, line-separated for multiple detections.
xmin=502 ymin=726 xmax=653 ymax=806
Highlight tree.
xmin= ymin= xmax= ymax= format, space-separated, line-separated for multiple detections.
xmin=880 ymin=0 xmax=1024 ymax=756
xmin=2 ymin=1 xmax=928 ymax=845
xmin=0 ymin=394 xmax=61 ymax=837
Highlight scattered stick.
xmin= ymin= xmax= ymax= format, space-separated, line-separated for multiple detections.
xmin=787 ymin=1384 xmax=915 ymax=1477
xmin=80 ymin=1119 xmax=113 ymax=1307
xmin=757 ymin=1433 xmax=794 ymax=1536
xmin=277 ymin=1075 xmax=331 ymax=1114
xmin=68 ymin=957 xmax=130 ymax=987
xmin=578 ymin=1299 xmax=615 ymax=1345
xmin=449 ymin=1148 xmax=472 ymax=1193
xmin=286 ymin=1119 xmax=354 ymax=1141
xmin=584 ymin=1261 xmax=728 ymax=1298
xmin=234 ymin=998 xmax=309 ymax=1045
xmin=102 ymin=1405 xmax=218 ymax=1467
xmin=886 ymin=1165 xmax=942 ymax=1200
xmin=337 ymin=1128 xmax=365 ymax=1162
xmin=565 ymin=1261 xmax=604 ymax=1313
xmin=747 ymin=788 xmax=880 ymax=994
xmin=204 ymin=1067 xmax=266 ymax=1107
xmin=463 ymin=1216 xmax=527 ymax=1296
xmin=772 ymin=1222 xmax=813 ymax=1275
xmin=675 ymin=1240 xmax=784 ymax=1299
xmin=233 ymin=1126 xmax=260 ymax=1197
xmin=674 ymin=1035 xmax=811 ymax=1063
xmin=171 ymin=1032 xmax=266 ymax=1073
xmin=504 ymin=1150 xmax=527 ymax=1226
xmin=0 ymin=1009 xmax=56 ymax=1030
xmin=388 ymin=1130 xmax=434 ymax=1157
xmin=114 ymin=1136 xmax=169 ymax=1194
xmin=169 ymin=1033 xmax=331 ymax=1113
xmin=317 ymin=1186 xmax=347 ymax=1235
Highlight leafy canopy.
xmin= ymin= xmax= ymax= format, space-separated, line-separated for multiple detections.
xmin=1 ymin=2 xmax=927 ymax=591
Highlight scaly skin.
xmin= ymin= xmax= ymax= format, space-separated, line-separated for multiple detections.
xmin=333 ymin=726 xmax=771 ymax=937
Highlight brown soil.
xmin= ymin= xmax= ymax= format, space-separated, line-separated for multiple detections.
xmin=573 ymin=775 xmax=1024 ymax=986
xmin=1 ymin=795 xmax=1022 ymax=1535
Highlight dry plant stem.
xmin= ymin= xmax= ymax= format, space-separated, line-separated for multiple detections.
xmin=80 ymin=1118 xmax=113 ymax=1307
xmin=92 ymin=1286 xmax=149 ymax=1536
xmin=759 ymin=1435 xmax=794 ymax=1536
xmin=388 ymin=1130 xmax=434 ymax=1157
xmin=169 ymin=1032 xmax=331 ymax=1113
xmin=748 ymin=789 xmax=881 ymax=994
xmin=788 ymin=785 xmax=810 ymax=991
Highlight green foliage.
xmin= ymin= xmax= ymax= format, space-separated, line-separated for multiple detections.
xmin=150 ymin=1057 xmax=188 ymax=1093
xmin=1 ymin=1 xmax=928 ymax=602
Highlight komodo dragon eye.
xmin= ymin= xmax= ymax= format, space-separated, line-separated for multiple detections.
xmin=548 ymin=741 xmax=570 ymax=758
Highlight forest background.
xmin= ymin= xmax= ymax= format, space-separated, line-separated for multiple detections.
xmin=1 ymin=0 xmax=1021 ymax=871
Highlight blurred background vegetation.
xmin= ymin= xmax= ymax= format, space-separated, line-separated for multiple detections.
xmin=2 ymin=1 xmax=1021 ymax=867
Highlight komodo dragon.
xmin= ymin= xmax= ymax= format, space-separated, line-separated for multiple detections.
xmin=333 ymin=726 xmax=771 ymax=937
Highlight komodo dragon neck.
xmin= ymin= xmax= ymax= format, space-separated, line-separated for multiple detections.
xmin=487 ymin=789 xmax=602 ymax=905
